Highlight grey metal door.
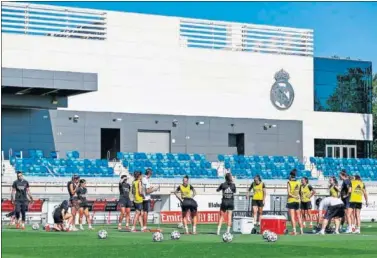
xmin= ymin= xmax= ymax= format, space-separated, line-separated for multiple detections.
xmin=137 ymin=131 xmax=171 ymax=153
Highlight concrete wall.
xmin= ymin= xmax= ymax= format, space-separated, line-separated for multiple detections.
xmin=1 ymin=8 xmax=372 ymax=160
xmin=1 ymin=108 xmax=303 ymax=161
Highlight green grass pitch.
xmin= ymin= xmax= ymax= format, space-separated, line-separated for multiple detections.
xmin=2 ymin=223 xmax=377 ymax=258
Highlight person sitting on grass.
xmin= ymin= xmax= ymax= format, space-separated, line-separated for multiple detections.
xmin=52 ymin=200 xmax=72 ymax=232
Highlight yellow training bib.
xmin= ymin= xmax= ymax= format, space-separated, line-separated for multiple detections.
xmin=350 ymin=180 xmax=364 ymax=203
xmin=179 ymin=184 xmax=192 ymax=198
xmin=300 ymin=185 xmax=312 ymax=203
xmin=251 ymin=182 xmax=264 ymax=201
xmin=330 ymin=186 xmax=339 ymax=198
xmin=133 ymin=180 xmax=143 ymax=204
xmin=288 ymin=181 xmax=300 ymax=203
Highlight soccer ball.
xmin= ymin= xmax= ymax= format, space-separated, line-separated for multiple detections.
xmin=262 ymin=230 xmax=271 ymax=239
xmin=32 ymin=223 xmax=39 ymax=230
xmin=267 ymin=232 xmax=278 ymax=242
xmin=170 ymin=230 xmax=181 ymax=240
xmin=177 ymin=222 xmax=184 ymax=229
xmin=98 ymin=229 xmax=108 ymax=239
xmin=222 ymin=232 xmax=233 ymax=243
xmin=153 ymin=232 xmax=164 ymax=242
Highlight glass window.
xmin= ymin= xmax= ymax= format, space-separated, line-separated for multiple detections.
xmin=314 ymin=139 xmax=372 ymax=158
xmin=326 ymin=146 xmax=333 ymax=157
xmin=342 ymin=146 xmax=348 ymax=158
xmin=314 ymin=58 xmax=372 ymax=114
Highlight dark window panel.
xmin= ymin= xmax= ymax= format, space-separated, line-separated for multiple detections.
xmin=313 ymin=58 xmax=372 ymax=114
xmin=314 ymin=138 xmax=371 ymax=158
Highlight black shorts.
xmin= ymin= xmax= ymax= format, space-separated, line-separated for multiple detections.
xmin=300 ymin=202 xmax=312 ymax=210
xmin=342 ymin=197 xmax=351 ymax=209
xmin=53 ymin=212 xmax=63 ymax=224
xmin=134 ymin=202 xmax=143 ymax=211
xmin=252 ymin=200 xmax=264 ymax=208
xmin=286 ymin=202 xmax=300 ymax=210
xmin=349 ymin=202 xmax=362 ymax=209
xmin=143 ymin=200 xmax=151 ymax=212
xmin=79 ymin=201 xmax=89 ymax=209
xmin=324 ymin=204 xmax=345 ymax=220
xmin=220 ymin=199 xmax=234 ymax=212
xmin=119 ymin=199 xmax=132 ymax=209
xmin=181 ymin=198 xmax=198 ymax=213
xmin=15 ymin=201 xmax=28 ymax=212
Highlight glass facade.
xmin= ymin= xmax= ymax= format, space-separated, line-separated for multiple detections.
xmin=314 ymin=139 xmax=372 ymax=158
xmin=314 ymin=58 xmax=372 ymax=114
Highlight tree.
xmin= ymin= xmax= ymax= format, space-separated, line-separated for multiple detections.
xmin=326 ymin=67 xmax=370 ymax=113
xmin=372 ymin=73 xmax=377 ymax=157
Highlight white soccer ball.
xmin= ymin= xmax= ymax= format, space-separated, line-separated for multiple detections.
xmin=32 ymin=223 xmax=39 ymax=230
xmin=153 ymin=232 xmax=164 ymax=242
xmin=262 ymin=230 xmax=271 ymax=239
xmin=170 ymin=230 xmax=181 ymax=240
xmin=98 ymin=229 xmax=108 ymax=239
xmin=267 ymin=232 xmax=278 ymax=242
xmin=222 ymin=232 xmax=233 ymax=243
xmin=177 ymin=222 xmax=184 ymax=229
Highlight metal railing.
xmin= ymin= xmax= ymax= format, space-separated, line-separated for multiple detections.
xmin=1 ymin=2 xmax=107 ymax=40
xmin=180 ymin=18 xmax=313 ymax=57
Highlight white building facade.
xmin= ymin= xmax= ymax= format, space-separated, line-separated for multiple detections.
xmin=1 ymin=3 xmax=373 ymax=160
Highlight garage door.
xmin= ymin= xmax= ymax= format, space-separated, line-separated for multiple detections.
xmin=137 ymin=131 xmax=171 ymax=153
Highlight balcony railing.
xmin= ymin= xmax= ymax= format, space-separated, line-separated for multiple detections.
xmin=180 ymin=18 xmax=313 ymax=57
xmin=1 ymin=2 xmax=107 ymax=40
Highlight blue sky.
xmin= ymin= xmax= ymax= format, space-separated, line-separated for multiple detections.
xmin=40 ymin=1 xmax=377 ymax=72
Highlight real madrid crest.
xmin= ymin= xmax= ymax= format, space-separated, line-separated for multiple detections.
xmin=270 ymin=69 xmax=295 ymax=110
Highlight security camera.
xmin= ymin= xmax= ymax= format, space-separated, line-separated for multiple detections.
xmin=172 ymin=119 xmax=178 ymax=127
xmin=72 ymin=115 xmax=80 ymax=123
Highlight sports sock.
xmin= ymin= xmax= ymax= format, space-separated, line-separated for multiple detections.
xmin=193 ymin=226 xmax=196 ymax=233
xmin=227 ymin=226 xmax=231 ymax=233
xmin=217 ymin=225 xmax=221 ymax=235
xmin=185 ymin=226 xmax=189 ymax=233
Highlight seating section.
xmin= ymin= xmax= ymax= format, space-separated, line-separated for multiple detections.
xmin=8 ymin=149 xmax=377 ymax=181
xmin=218 ymin=154 xmax=311 ymax=180
xmin=118 ymin=152 xmax=218 ymax=179
xmin=310 ymin=157 xmax=377 ymax=181
xmin=10 ymin=150 xmax=114 ymax=177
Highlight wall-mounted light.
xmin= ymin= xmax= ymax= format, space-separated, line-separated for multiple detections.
xmin=263 ymin=123 xmax=277 ymax=130
xmin=112 ymin=118 xmax=122 ymax=122
xmin=155 ymin=120 xmax=159 ymax=124
xmin=230 ymin=123 xmax=235 ymax=127
xmin=172 ymin=119 xmax=178 ymax=127
xmin=43 ymin=115 xmax=49 ymax=119
xmin=196 ymin=121 xmax=205 ymax=126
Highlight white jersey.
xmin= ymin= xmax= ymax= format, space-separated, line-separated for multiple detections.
xmin=318 ymin=197 xmax=343 ymax=211
xmin=142 ymin=177 xmax=151 ymax=201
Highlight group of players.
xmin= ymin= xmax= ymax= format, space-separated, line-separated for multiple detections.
xmin=285 ymin=169 xmax=369 ymax=235
xmin=9 ymin=167 xmax=368 ymax=235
